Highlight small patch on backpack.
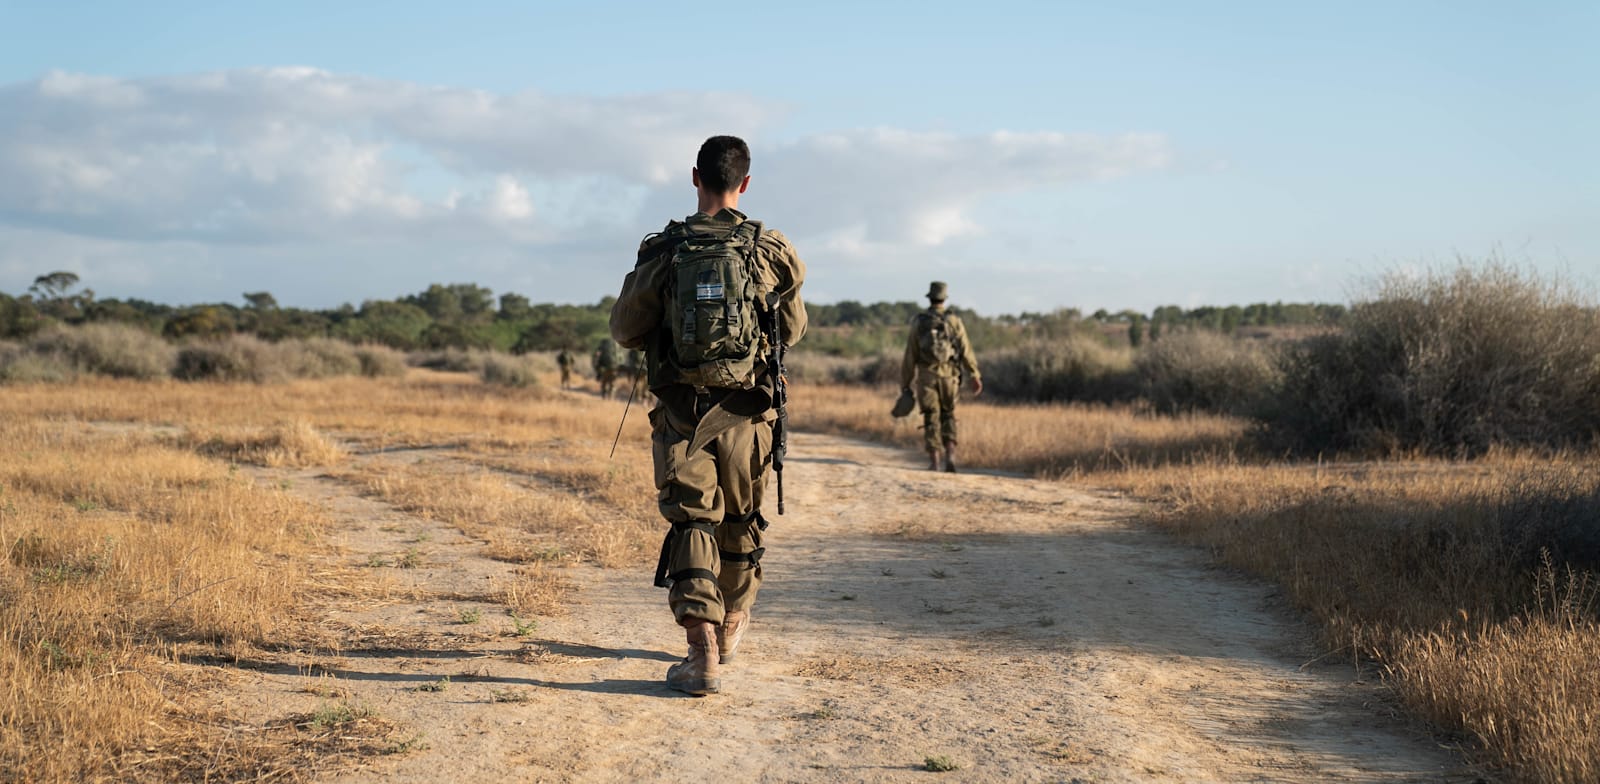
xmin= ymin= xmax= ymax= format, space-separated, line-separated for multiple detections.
xmin=695 ymin=271 xmax=724 ymax=301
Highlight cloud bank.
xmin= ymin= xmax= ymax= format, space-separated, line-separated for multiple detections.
xmin=0 ymin=69 xmax=1173 ymax=306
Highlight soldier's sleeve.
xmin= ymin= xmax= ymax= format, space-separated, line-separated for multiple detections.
xmin=952 ymin=316 xmax=981 ymax=380
xmin=609 ymin=234 xmax=673 ymax=349
xmin=901 ymin=315 xmax=919 ymax=389
xmin=760 ymin=230 xmax=808 ymax=347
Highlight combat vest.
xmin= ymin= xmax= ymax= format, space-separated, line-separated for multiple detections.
xmin=915 ymin=310 xmax=957 ymax=368
xmin=653 ymin=219 xmax=770 ymax=389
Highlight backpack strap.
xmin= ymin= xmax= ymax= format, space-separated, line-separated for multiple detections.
xmin=636 ymin=221 xmax=687 ymax=267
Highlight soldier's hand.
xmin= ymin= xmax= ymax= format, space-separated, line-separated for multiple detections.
xmin=970 ymin=377 xmax=983 ymax=397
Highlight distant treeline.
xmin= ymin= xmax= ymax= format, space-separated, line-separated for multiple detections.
xmin=0 ymin=270 xmax=1345 ymax=357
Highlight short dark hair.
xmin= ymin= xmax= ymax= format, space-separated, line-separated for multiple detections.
xmin=696 ymin=135 xmax=751 ymax=193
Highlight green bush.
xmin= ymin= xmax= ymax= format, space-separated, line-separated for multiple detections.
xmin=1264 ymin=262 xmax=1600 ymax=454
xmin=27 ymin=323 xmax=175 ymax=379
xmin=1136 ymin=330 xmax=1280 ymax=416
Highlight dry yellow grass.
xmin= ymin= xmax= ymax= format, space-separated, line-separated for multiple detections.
xmin=793 ymin=381 xmax=1248 ymax=475
xmin=16 ymin=369 xmax=1594 ymax=781
xmin=0 ymin=420 xmax=335 ymax=781
xmin=0 ymin=371 xmax=657 ymax=781
xmin=1121 ymin=456 xmax=1600 ymax=783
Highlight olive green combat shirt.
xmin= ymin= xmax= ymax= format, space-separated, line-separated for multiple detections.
xmin=901 ymin=306 xmax=981 ymax=387
xmin=610 ymin=208 xmax=808 ymax=381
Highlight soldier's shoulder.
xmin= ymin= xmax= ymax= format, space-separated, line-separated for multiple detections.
xmin=751 ymin=224 xmax=795 ymax=252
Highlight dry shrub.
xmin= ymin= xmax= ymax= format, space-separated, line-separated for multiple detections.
xmin=408 ymin=348 xmax=489 ymax=373
xmin=0 ymin=341 xmax=76 ymax=383
xmin=281 ymin=336 xmax=363 ymax=378
xmin=173 ymin=333 xmax=294 ymax=383
xmin=23 ymin=322 xmax=175 ymax=380
xmin=1136 ymin=329 xmax=1280 ymax=416
xmin=0 ymin=421 xmax=329 ymax=781
xmin=175 ymin=336 xmax=405 ymax=383
xmin=981 ymin=335 xmax=1136 ymax=403
xmin=480 ymin=353 xmax=541 ymax=388
xmin=785 ymin=350 xmax=902 ymax=386
xmin=185 ymin=420 xmax=348 ymax=468
xmin=1266 ymin=261 xmax=1600 ymax=455
xmin=354 ymin=344 xmax=407 ymax=377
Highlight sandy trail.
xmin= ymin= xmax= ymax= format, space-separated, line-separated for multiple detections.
xmin=223 ymin=431 xmax=1477 ymax=783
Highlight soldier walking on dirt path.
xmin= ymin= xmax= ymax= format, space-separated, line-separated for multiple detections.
xmin=901 ymin=281 xmax=982 ymax=472
xmin=593 ymin=339 xmax=619 ymax=399
xmin=610 ymin=135 xmax=807 ymax=696
xmin=556 ymin=347 xmax=576 ymax=390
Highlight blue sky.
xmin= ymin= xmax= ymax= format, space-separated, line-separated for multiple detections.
xmin=0 ymin=1 xmax=1594 ymax=313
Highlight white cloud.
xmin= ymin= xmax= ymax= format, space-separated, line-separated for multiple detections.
xmin=755 ymin=128 xmax=1173 ymax=254
xmin=0 ymin=69 xmax=1176 ymax=306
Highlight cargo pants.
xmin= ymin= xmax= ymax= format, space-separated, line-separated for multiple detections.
xmin=914 ymin=368 xmax=962 ymax=452
xmin=651 ymin=402 xmax=772 ymax=626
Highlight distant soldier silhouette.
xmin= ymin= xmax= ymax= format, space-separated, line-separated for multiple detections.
xmin=901 ymin=281 xmax=982 ymax=472
xmin=593 ymin=339 xmax=619 ymax=399
xmin=556 ymin=347 xmax=576 ymax=390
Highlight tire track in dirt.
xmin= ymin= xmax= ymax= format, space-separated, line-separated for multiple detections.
xmin=221 ymin=432 xmax=1478 ymax=783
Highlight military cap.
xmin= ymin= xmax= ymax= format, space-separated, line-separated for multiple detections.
xmin=927 ymin=281 xmax=948 ymax=301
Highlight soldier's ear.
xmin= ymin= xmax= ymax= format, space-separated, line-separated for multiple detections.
xmin=691 ymin=168 xmax=701 ymax=189
xmin=737 ymin=175 xmax=750 ymax=194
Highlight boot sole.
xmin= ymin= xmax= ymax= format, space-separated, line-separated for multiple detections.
xmin=718 ymin=652 xmax=735 ymax=664
xmin=667 ymin=677 xmax=720 ymax=696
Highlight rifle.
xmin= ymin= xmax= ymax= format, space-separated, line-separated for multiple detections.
xmin=607 ymin=369 xmax=638 ymax=460
xmin=764 ymin=291 xmax=788 ymax=517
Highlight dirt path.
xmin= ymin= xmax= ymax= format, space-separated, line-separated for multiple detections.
xmin=225 ymin=431 xmax=1478 ymax=783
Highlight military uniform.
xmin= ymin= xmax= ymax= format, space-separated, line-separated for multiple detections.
xmin=556 ymin=349 xmax=575 ymax=389
xmin=610 ymin=208 xmax=807 ymax=629
xmin=901 ymin=281 xmax=980 ymax=470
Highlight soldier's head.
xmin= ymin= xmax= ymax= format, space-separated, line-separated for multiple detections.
xmin=693 ymin=135 xmax=751 ymax=196
xmin=927 ymin=281 xmax=949 ymax=307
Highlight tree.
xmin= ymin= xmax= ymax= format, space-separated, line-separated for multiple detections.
xmin=1128 ymin=315 xmax=1145 ymax=348
xmin=29 ymin=271 xmax=80 ymax=301
xmin=243 ymin=291 xmax=278 ymax=311
xmin=498 ymin=292 xmax=532 ymax=321
xmin=28 ymin=271 xmax=93 ymax=321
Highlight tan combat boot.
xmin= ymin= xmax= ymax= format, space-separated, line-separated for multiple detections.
xmin=927 ymin=448 xmax=942 ymax=471
xmin=718 ymin=610 xmax=750 ymax=664
xmin=666 ymin=621 xmax=720 ymax=696
xmin=944 ymin=444 xmax=958 ymax=473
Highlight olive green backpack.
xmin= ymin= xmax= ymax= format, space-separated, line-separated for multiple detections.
xmin=916 ymin=311 xmax=957 ymax=366
xmin=658 ymin=220 xmax=770 ymax=388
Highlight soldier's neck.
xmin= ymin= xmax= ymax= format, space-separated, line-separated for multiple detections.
xmin=696 ymin=190 xmax=741 ymax=215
